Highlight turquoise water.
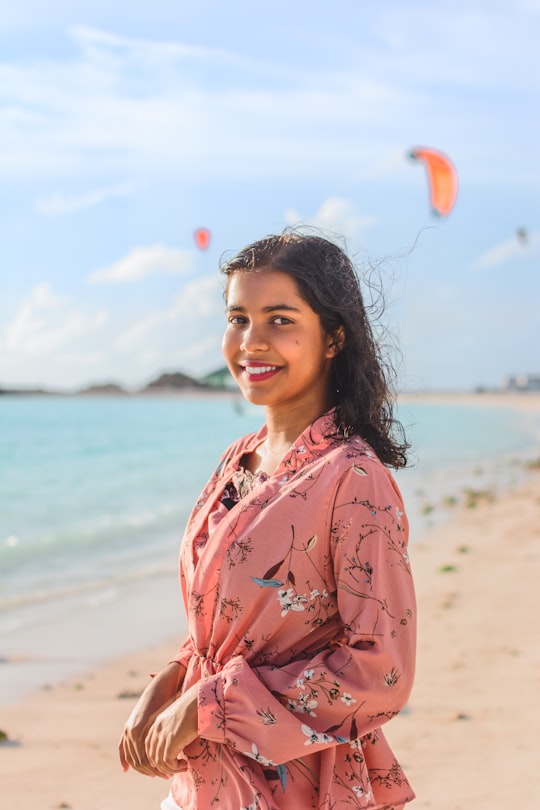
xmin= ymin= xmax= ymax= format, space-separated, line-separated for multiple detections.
xmin=1 ymin=396 xmax=262 ymax=608
xmin=1 ymin=394 xmax=538 ymax=610
xmin=0 ymin=393 xmax=538 ymax=700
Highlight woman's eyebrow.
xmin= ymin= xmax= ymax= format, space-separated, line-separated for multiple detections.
xmin=226 ymin=303 xmax=301 ymax=313
xmin=263 ymin=304 xmax=301 ymax=313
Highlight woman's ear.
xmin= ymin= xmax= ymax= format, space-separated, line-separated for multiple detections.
xmin=328 ymin=326 xmax=345 ymax=357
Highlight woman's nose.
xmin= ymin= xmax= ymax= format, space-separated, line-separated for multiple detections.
xmin=240 ymin=324 xmax=270 ymax=352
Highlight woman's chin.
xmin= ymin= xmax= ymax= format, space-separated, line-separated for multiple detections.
xmin=239 ymin=389 xmax=270 ymax=406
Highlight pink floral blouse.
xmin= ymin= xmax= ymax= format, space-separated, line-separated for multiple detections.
xmin=171 ymin=410 xmax=416 ymax=810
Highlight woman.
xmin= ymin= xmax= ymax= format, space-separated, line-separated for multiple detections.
xmin=119 ymin=233 xmax=416 ymax=810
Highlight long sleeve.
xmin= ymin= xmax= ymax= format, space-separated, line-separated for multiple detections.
xmin=172 ymin=636 xmax=195 ymax=670
xmin=197 ymin=462 xmax=415 ymax=766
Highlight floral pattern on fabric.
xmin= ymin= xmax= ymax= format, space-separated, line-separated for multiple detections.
xmin=221 ymin=468 xmax=269 ymax=510
xmin=172 ymin=409 xmax=416 ymax=810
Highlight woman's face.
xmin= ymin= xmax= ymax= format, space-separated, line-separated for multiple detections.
xmin=222 ymin=269 xmax=336 ymax=414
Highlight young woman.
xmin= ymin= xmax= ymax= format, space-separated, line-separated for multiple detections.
xmin=119 ymin=233 xmax=416 ymax=810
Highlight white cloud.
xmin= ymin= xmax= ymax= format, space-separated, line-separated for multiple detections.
xmin=2 ymin=282 xmax=107 ymax=357
xmin=0 ymin=272 xmax=227 ymax=388
xmin=110 ymin=275 xmax=226 ymax=378
xmin=70 ymin=24 xmax=241 ymax=67
xmin=35 ymin=180 xmax=142 ymax=215
xmin=114 ymin=312 xmax=163 ymax=350
xmin=170 ymin=275 xmax=224 ymax=319
xmin=88 ymin=245 xmax=195 ymax=283
xmin=1 ymin=8 xmax=538 ymax=184
xmin=285 ymin=197 xmax=378 ymax=241
xmin=473 ymin=230 xmax=539 ymax=270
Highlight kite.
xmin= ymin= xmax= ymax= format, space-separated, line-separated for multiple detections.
xmin=194 ymin=228 xmax=211 ymax=250
xmin=516 ymin=227 xmax=528 ymax=245
xmin=409 ymin=146 xmax=458 ymax=217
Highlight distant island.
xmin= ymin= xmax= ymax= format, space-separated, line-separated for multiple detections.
xmin=0 ymin=367 xmax=237 ymax=397
xmin=2 ymin=369 xmax=539 ymax=398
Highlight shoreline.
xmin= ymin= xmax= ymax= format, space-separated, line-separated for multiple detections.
xmin=2 ymin=387 xmax=540 ymax=409
xmin=1 ymin=467 xmax=539 ymax=808
xmin=398 ymin=389 xmax=540 ymax=412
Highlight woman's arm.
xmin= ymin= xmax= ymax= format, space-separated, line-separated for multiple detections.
xmin=118 ymin=660 xmax=187 ymax=778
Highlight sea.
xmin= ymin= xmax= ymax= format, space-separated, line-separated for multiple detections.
xmin=1 ymin=393 xmax=539 ymax=702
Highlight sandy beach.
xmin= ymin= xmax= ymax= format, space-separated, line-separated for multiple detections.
xmin=399 ymin=389 xmax=540 ymax=413
xmin=1 ymin=393 xmax=539 ymax=809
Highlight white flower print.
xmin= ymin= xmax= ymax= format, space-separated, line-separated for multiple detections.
xmin=297 ymin=692 xmax=318 ymax=716
xmin=301 ymin=724 xmax=333 ymax=746
xmin=240 ymin=800 xmax=258 ymax=810
xmin=245 ymin=742 xmax=276 ymax=767
xmin=340 ymin=692 xmax=356 ymax=706
xmin=309 ymin=588 xmax=329 ymax=600
xmin=278 ymin=588 xmax=308 ymax=616
xmin=352 ymin=785 xmax=373 ymax=802
xmin=304 ymin=668 xmax=314 ymax=680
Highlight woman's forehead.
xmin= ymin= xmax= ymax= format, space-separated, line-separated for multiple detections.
xmin=225 ymin=268 xmax=303 ymax=303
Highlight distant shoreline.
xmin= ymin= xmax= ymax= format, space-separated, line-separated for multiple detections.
xmin=398 ymin=389 xmax=540 ymax=413
xmin=0 ymin=385 xmax=236 ymax=398
xmin=2 ymin=386 xmax=539 ymax=412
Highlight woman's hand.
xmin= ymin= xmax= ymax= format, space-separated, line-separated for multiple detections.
xmin=119 ymin=661 xmax=186 ymax=779
xmin=145 ymin=683 xmax=199 ymax=778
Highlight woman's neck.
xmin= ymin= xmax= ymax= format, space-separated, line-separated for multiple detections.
xmin=242 ymin=397 xmax=333 ymax=477
xmin=262 ymin=399 xmax=331 ymax=455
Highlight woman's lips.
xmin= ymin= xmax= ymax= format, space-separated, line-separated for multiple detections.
xmin=240 ymin=363 xmax=281 ymax=382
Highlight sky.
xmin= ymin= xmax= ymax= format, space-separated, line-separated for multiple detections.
xmin=1 ymin=0 xmax=539 ymax=392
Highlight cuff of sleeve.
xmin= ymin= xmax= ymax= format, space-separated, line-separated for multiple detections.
xmin=170 ymin=641 xmax=194 ymax=670
xmin=198 ymin=673 xmax=227 ymax=744
xmin=170 ymin=652 xmax=192 ymax=669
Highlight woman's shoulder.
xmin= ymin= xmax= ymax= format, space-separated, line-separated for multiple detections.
xmin=316 ymin=429 xmax=382 ymax=467
xmin=333 ymin=434 xmax=404 ymax=502
xmin=316 ymin=432 xmax=399 ymax=492
xmin=309 ymin=410 xmax=387 ymax=470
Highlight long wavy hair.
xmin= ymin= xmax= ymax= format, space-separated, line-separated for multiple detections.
xmin=221 ymin=232 xmax=409 ymax=469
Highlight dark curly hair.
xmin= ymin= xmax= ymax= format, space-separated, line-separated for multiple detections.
xmin=221 ymin=232 xmax=409 ymax=469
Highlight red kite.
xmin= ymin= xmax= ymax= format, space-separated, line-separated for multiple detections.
xmin=194 ymin=228 xmax=211 ymax=250
xmin=409 ymin=146 xmax=458 ymax=217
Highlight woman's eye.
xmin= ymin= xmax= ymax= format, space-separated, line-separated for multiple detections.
xmin=272 ymin=316 xmax=293 ymax=325
xmin=228 ymin=316 xmax=247 ymax=325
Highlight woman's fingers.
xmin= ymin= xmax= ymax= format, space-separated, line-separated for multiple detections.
xmin=143 ymin=687 xmax=199 ymax=775
xmin=145 ymin=723 xmax=190 ymax=776
xmin=119 ymin=728 xmax=171 ymax=779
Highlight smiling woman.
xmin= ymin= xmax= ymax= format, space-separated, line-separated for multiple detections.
xmin=119 ymin=231 xmax=416 ymax=810
xmin=222 ymin=270 xmax=339 ymax=433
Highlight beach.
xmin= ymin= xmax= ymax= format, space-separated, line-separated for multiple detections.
xmin=1 ymin=392 xmax=539 ymax=808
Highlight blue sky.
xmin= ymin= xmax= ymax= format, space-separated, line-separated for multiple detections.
xmin=1 ymin=0 xmax=539 ymax=391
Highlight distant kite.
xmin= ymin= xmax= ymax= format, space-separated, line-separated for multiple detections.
xmin=194 ymin=228 xmax=211 ymax=250
xmin=409 ymin=146 xmax=458 ymax=217
xmin=516 ymin=227 xmax=528 ymax=245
